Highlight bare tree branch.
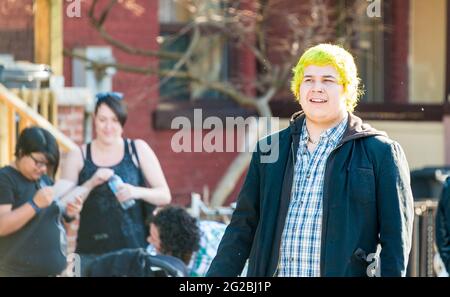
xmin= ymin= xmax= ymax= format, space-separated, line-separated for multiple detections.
xmin=65 ymin=0 xmax=382 ymax=206
xmin=87 ymin=0 xmax=99 ymax=21
xmin=158 ymin=24 xmax=201 ymax=90
xmin=86 ymin=0 xmax=183 ymax=60
xmin=97 ymin=0 xmax=118 ymax=27
xmin=64 ymin=48 xmax=256 ymax=108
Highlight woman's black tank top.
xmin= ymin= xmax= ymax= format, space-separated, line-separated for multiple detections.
xmin=75 ymin=139 xmax=154 ymax=255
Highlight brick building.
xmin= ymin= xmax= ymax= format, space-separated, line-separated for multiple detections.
xmin=2 ymin=0 xmax=450 ymax=207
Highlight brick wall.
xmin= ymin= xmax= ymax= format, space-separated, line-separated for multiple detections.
xmin=63 ymin=0 xmax=250 ymax=207
xmin=63 ymin=0 xmax=158 ymax=142
xmin=62 ymin=0 xmax=413 ymax=209
xmin=57 ymin=106 xmax=85 ymax=146
xmin=0 ymin=0 xmax=34 ymax=61
xmin=149 ymin=129 xmax=243 ymax=206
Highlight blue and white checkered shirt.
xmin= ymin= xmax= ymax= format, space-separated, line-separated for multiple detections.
xmin=277 ymin=115 xmax=348 ymax=277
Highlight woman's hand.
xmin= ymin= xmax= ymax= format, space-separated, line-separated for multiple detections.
xmin=90 ymin=168 xmax=114 ymax=188
xmin=65 ymin=196 xmax=83 ymax=219
xmin=33 ymin=187 xmax=54 ymax=208
xmin=115 ymin=183 xmax=137 ymax=203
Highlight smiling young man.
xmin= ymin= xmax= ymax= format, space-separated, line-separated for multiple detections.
xmin=207 ymin=44 xmax=414 ymax=277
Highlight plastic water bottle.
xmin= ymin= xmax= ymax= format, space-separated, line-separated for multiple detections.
xmin=108 ymin=175 xmax=135 ymax=210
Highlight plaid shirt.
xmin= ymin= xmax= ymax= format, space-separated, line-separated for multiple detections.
xmin=188 ymin=220 xmax=227 ymax=277
xmin=278 ymin=115 xmax=348 ymax=277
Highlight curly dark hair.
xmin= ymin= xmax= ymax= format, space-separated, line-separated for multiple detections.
xmin=152 ymin=206 xmax=201 ymax=264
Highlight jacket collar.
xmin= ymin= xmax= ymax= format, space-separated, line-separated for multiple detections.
xmin=289 ymin=110 xmax=387 ymax=145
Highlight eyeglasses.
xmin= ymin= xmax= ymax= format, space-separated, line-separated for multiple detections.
xmin=95 ymin=92 xmax=124 ymax=102
xmin=29 ymin=154 xmax=48 ymax=169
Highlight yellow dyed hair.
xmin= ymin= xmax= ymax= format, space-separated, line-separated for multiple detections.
xmin=290 ymin=43 xmax=363 ymax=112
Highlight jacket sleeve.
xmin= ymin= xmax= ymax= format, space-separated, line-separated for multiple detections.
xmin=376 ymin=142 xmax=414 ymax=276
xmin=206 ymin=150 xmax=261 ymax=277
xmin=436 ymin=178 xmax=450 ymax=272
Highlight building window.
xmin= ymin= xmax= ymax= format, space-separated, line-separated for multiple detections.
xmin=353 ymin=12 xmax=385 ymax=104
xmin=341 ymin=0 xmax=447 ymax=105
xmin=408 ymin=0 xmax=447 ymax=104
xmin=158 ymin=0 xmax=229 ymax=101
xmin=335 ymin=0 xmax=385 ymax=104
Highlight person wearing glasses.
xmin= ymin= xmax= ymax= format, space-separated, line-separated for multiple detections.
xmin=0 ymin=127 xmax=83 ymax=276
xmin=60 ymin=92 xmax=171 ymax=276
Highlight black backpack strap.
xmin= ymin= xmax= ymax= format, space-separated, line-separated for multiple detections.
xmin=129 ymin=139 xmax=142 ymax=169
xmin=129 ymin=139 xmax=157 ymax=223
xmin=86 ymin=143 xmax=92 ymax=161
xmin=129 ymin=138 xmax=148 ymax=188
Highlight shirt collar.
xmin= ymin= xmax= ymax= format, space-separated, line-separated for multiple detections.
xmin=300 ymin=113 xmax=348 ymax=147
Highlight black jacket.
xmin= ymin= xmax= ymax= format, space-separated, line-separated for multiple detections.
xmin=436 ymin=177 xmax=450 ymax=272
xmin=207 ymin=112 xmax=414 ymax=277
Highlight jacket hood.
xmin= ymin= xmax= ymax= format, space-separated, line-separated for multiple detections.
xmin=289 ymin=110 xmax=387 ymax=144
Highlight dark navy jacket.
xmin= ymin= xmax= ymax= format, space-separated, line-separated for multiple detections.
xmin=207 ymin=112 xmax=414 ymax=277
xmin=436 ymin=177 xmax=450 ymax=272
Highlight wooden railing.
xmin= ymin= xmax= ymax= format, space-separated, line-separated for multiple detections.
xmin=9 ymin=88 xmax=58 ymax=126
xmin=0 ymin=84 xmax=77 ymax=166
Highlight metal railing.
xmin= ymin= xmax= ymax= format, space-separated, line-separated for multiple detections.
xmin=408 ymin=199 xmax=440 ymax=277
xmin=188 ymin=193 xmax=235 ymax=224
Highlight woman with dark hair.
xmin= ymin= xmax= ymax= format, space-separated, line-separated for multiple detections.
xmin=0 ymin=126 xmax=83 ymax=276
xmin=60 ymin=92 xmax=171 ymax=275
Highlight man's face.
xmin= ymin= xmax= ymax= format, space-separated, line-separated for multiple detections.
xmin=19 ymin=152 xmax=49 ymax=181
xmin=299 ymin=65 xmax=347 ymax=127
xmin=147 ymin=223 xmax=162 ymax=252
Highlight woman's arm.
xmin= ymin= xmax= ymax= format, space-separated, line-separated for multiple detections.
xmin=0 ymin=187 xmax=54 ymax=236
xmin=0 ymin=204 xmax=36 ymax=236
xmin=60 ymin=148 xmax=84 ymax=184
xmin=60 ymin=148 xmax=114 ymax=202
xmin=117 ymin=139 xmax=171 ymax=206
